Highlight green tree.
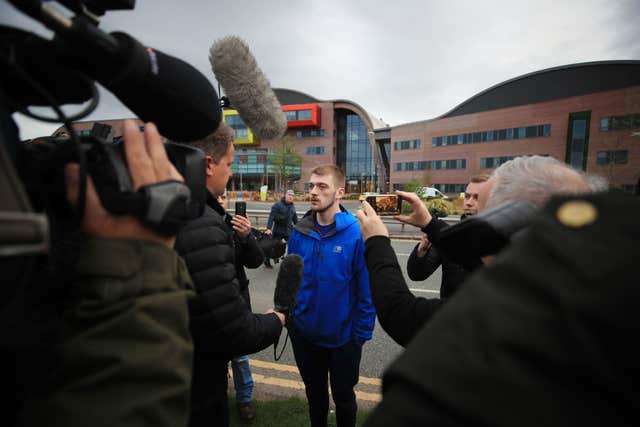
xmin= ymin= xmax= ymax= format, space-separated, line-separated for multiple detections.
xmin=267 ymin=135 xmax=302 ymax=192
xmin=403 ymin=178 xmax=423 ymax=196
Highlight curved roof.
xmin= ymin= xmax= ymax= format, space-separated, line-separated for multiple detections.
xmin=440 ymin=60 xmax=640 ymax=119
xmin=273 ymin=88 xmax=320 ymax=105
xmin=273 ymin=88 xmax=389 ymax=130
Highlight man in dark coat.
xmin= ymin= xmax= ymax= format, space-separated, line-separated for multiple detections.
xmin=174 ymin=123 xmax=285 ymax=427
xmin=357 ymin=156 xmax=591 ymax=347
xmin=264 ymin=189 xmax=297 ymax=267
xmin=362 ymin=190 xmax=639 ymax=427
xmin=407 ymin=174 xmax=493 ymax=299
xmin=355 ymin=156 xmax=640 ymax=426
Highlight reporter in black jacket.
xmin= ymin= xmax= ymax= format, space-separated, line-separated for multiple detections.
xmin=174 ymin=124 xmax=285 ymax=427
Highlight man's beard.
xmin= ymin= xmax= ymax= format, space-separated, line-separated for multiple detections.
xmin=311 ymin=196 xmax=337 ymax=214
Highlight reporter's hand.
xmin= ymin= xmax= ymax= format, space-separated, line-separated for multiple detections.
xmin=394 ymin=190 xmax=432 ymax=228
xmin=416 ymin=234 xmax=432 ymax=257
xmin=231 ymin=214 xmax=252 ymax=239
xmin=64 ymin=120 xmax=183 ymax=247
xmin=264 ymin=229 xmax=272 ymax=236
xmin=355 ymin=201 xmax=389 ymax=241
xmin=265 ymin=308 xmax=286 ymax=327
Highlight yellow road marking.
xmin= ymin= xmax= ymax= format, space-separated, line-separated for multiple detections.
xmin=249 ymin=359 xmax=382 ymax=386
xmin=228 ymin=359 xmax=383 ymax=402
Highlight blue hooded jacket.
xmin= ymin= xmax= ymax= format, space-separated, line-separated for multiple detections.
xmin=287 ymin=205 xmax=376 ymax=348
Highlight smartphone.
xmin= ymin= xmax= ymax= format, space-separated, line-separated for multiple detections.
xmin=235 ymin=201 xmax=247 ymax=217
xmin=365 ymin=194 xmax=402 ymax=216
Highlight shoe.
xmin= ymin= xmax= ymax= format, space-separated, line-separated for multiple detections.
xmin=274 ymin=257 xmax=279 ymax=264
xmin=263 ymin=259 xmax=273 ymax=269
xmin=237 ymin=401 xmax=256 ymax=424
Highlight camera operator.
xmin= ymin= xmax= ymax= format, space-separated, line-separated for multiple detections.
xmin=356 ymin=156 xmax=592 ymax=347
xmin=5 ymin=120 xmax=194 ymax=427
xmin=362 ymin=192 xmax=639 ymax=425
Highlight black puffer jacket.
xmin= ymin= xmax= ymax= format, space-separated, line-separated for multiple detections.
xmin=225 ymin=214 xmax=264 ymax=311
xmin=175 ymin=193 xmax=282 ymax=421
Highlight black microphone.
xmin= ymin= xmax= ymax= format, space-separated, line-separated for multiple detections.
xmin=273 ymin=254 xmax=304 ymax=323
xmin=209 ymin=36 xmax=287 ymax=140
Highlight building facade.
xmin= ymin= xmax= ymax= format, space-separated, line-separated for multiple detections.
xmin=226 ymin=89 xmax=387 ymax=194
xmin=384 ymin=61 xmax=640 ymax=194
xmin=52 ymin=61 xmax=640 ymax=195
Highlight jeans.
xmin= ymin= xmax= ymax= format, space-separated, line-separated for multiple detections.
xmin=231 ymin=355 xmax=254 ymax=403
xmin=290 ymin=332 xmax=362 ymax=427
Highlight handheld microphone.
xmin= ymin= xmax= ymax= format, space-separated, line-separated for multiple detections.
xmin=273 ymin=254 xmax=304 ymax=322
xmin=209 ymin=36 xmax=287 ymax=140
xmin=272 ymin=253 xmax=303 ymax=360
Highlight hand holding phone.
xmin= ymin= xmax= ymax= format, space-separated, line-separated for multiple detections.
xmin=365 ymin=194 xmax=402 ymax=216
xmin=235 ymin=201 xmax=247 ymax=217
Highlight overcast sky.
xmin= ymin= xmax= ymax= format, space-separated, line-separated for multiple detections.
xmin=3 ymin=0 xmax=639 ymax=139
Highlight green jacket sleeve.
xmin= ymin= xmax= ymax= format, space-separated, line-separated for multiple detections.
xmin=19 ymin=237 xmax=195 ymax=427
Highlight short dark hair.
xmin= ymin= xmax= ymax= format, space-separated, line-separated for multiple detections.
xmin=188 ymin=123 xmax=234 ymax=162
xmin=469 ymin=173 xmax=491 ymax=184
xmin=310 ymin=164 xmax=345 ymax=188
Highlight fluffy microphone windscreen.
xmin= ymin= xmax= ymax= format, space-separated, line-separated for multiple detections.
xmin=274 ymin=254 xmax=304 ymax=314
xmin=209 ymin=36 xmax=287 ymax=140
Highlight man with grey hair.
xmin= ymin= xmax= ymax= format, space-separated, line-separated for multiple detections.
xmin=356 ymin=156 xmax=640 ymax=426
xmin=174 ymin=123 xmax=285 ymax=427
xmin=356 ymin=155 xmax=591 ymax=347
xmin=484 ymin=155 xmax=591 ymax=209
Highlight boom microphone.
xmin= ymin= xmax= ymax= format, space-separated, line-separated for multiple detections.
xmin=209 ymin=36 xmax=287 ymax=140
xmin=273 ymin=254 xmax=304 ymax=323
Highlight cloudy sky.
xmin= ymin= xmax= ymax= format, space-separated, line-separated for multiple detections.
xmin=3 ymin=0 xmax=639 ymax=139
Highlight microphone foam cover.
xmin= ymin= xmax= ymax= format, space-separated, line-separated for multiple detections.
xmin=273 ymin=253 xmax=304 ymax=314
xmin=209 ymin=36 xmax=287 ymax=140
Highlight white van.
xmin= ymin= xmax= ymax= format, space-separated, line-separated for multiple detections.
xmin=420 ymin=187 xmax=448 ymax=199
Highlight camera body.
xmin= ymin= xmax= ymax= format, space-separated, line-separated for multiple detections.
xmin=17 ymin=135 xmax=206 ymax=235
xmin=438 ymin=201 xmax=538 ymax=269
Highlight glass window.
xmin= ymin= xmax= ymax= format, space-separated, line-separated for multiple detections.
xmin=614 ymin=150 xmax=628 ymax=164
xmin=298 ymin=110 xmax=312 ymax=120
xmin=543 ymin=124 xmax=552 ymax=136
xmin=517 ymin=127 xmax=526 ymax=139
xmin=596 ymin=151 xmax=608 ymax=165
xmin=285 ymin=111 xmax=297 ymax=121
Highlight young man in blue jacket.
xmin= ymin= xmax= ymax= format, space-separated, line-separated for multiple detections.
xmin=287 ymin=164 xmax=376 ymax=427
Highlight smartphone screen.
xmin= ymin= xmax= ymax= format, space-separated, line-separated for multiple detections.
xmin=235 ymin=201 xmax=247 ymax=217
xmin=366 ymin=194 xmax=401 ymax=216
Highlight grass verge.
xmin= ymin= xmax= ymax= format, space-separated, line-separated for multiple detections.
xmin=229 ymin=396 xmax=371 ymax=427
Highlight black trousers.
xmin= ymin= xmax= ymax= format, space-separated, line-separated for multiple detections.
xmin=290 ymin=332 xmax=362 ymax=427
